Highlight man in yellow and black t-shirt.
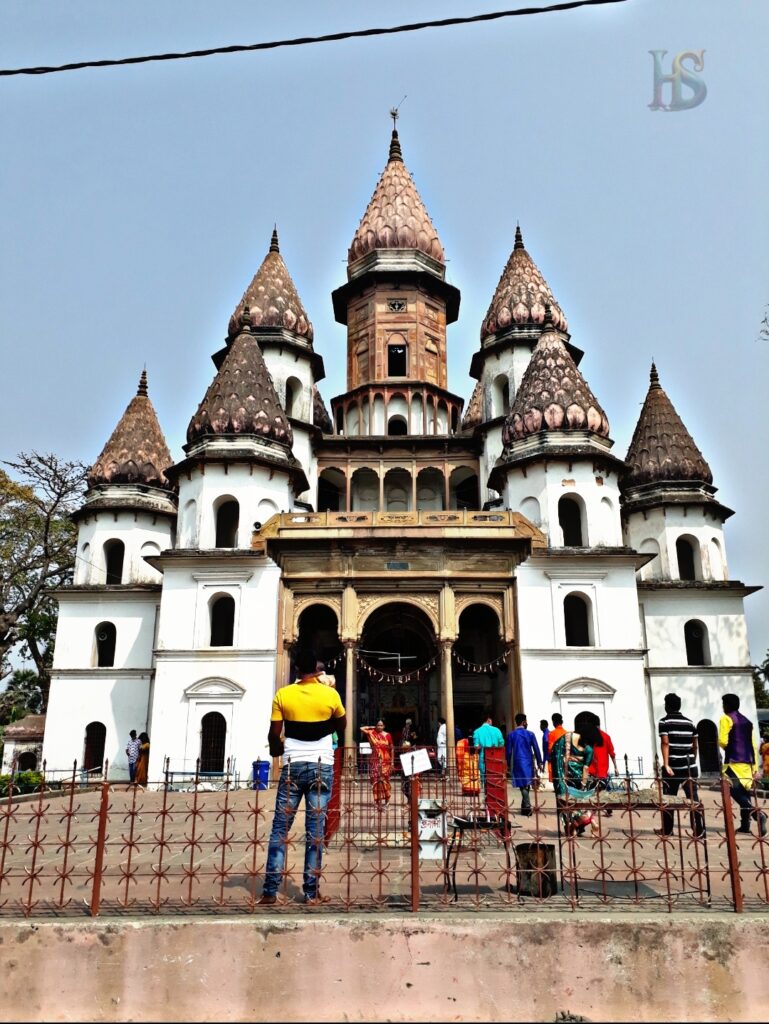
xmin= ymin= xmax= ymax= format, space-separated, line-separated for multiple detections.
xmin=259 ymin=649 xmax=346 ymax=906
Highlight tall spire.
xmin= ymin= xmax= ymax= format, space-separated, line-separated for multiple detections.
xmin=481 ymin=224 xmax=567 ymax=341
xmin=228 ymin=228 xmax=313 ymax=341
xmin=88 ymin=369 xmax=173 ymax=490
xmin=348 ymin=126 xmax=444 ymax=266
xmin=623 ymin=362 xmax=712 ymax=490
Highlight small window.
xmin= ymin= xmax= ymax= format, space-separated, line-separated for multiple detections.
xmin=95 ymin=622 xmax=117 ymax=667
xmin=684 ymin=619 xmax=710 ymax=666
xmin=210 ymin=595 xmax=235 ymax=647
xmin=104 ymin=539 xmax=125 ymax=584
xmin=564 ymin=593 xmax=593 ymax=646
xmin=559 ymin=497 xmax=584 ymax=546
xmin=285 ymin=377 xmax=302 ymax=419
xmin=388 ymin=344 xmax=407 ymax=377
xmin=215 ymin=499 xmax=239 ymax=548
xmin=387 ymin=299 xmax=407 ymax=312
xmin=387 ymin=416 xmax=408 ymax=436
xmin=676 ymin=537 xmax=698 ymax=581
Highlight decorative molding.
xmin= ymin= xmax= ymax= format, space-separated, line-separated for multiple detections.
xmin=544 ymin=569 xmax=608 ymax=581
xmin=454 ymin=593 xmax=505 ymax=634
xmin=555 ymin=677 xmax=617 ymax=697
xmin=192 ymin=569 xmax=254 ymax=583
xmin=184 ymin=676 xmax=246 ymax=701
xmin=357 ymin=592 xmax=439 ymax=632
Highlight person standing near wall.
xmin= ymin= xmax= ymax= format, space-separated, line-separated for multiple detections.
xmin=125 ymin=729 xmax=140 ymax=784
xmin=506 ymin=713 xmax=543 ymax=816
xmin=436 ymin=717 xmax=447 ymax=774
xmin=656 ymin=693 xmax=704 ymax=838
xmin=719 ymin=693 xmax=767 ymax=837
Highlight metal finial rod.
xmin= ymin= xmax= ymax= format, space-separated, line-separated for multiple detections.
xmin=390 ymin=94 xmax=407 ymax=130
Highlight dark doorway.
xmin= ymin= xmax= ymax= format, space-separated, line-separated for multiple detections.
xmin=210 ymin=595 xmax=235 ymax=647
xmin=17 ymin=751 xmax=37 ymax=772
xmin=388 ymin=343 xmax=407 ymax=377
xmin=676 ymin=537 xmax=697 ymax=581
xmin=83 ymin=721 xmax=107 ymax=772
xmin=559 ymin=497 xmax=584 ymax=546
xmin=95 ymin=621 xmax=117 ymax=667
xmin=697 ymin=719 xmax=720 ymax=773
xmin=296 ymin=604 xmax=341 ymax=684
xmin=200 ymin=711 xmax=227 ymax=773
xmin=685 ymin=620 xmax=710 ymax=666
xmin=104 ymin=540 xmax=125 ymax=584
xmin=215 ymin=500 xmax=239 ymax=548
xmin=564 ymin=594 xmax=592 ymax=646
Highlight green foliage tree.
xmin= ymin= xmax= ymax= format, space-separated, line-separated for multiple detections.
xmin=0 ymin=452 xmax=86 ymax=706
xmin=753 ymin=650 xmax=769 ymax=709
xmin=0 ymin=668 xmax=43 ymax=726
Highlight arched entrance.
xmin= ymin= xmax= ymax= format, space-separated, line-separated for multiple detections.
xmin=83 ymin=721 xmax=106 ymax=773
xmin=454 ymin=604 xmax=506 ymax=738
xmin=358 ymin=602 xmax=437 ymax=746
xmin=296 ymin=604 xmax=341 ymax=682
xmin=697 ymin=719 xmax=720 ymax=774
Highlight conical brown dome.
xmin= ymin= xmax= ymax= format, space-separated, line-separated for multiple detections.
xmin=502 ymin=314 xmax=609 ymax=446
xmin=348 ymin=130 xmax=444 ymax=265
xmin=481 ymin=226 xmax=567 ymax=341
xmin=187 ymin=325 xmax=293 ymax=446
xmin=461 ymin=380 xmax=484 ymax=430
xmin=312 ymin=385 xmax=333 ymax=434
xmin=88 ymin=371 xmax=173 ymax=490
xmin=624 ymin=363 xmax=712 ymax=489
xmin=228 ymin=228 xmax=313 ymax=341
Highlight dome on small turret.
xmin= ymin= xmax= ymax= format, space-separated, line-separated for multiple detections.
xmin=481 ymin=226 xmax=567 ymax=341
xmin=187 ymin=322 xmax=293 ymax=447
xmin=348 ymin=129 xmax=444 ymax=266
xmin=88 ymin=370 xmax=173 ymax=491
xmin=501 ymin=310 xmax=608 ymax=446
xmin=228 ymin=228 xmax=313 ymax=342
xmin=623 ymin=363 xmax=712 ymax=490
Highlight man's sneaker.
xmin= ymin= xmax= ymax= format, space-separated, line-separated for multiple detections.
xmin=736 ymin=825 xmax=752 ymax=834
xmin=759 ymin=812 xmax=768 ymax=838
xmin=304 ymin=893 xmax=331 ymax=907
xmin=258 ymin=894 xmax=277 ymax=906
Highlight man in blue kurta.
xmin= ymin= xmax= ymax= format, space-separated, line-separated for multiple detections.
xmin=472 ymin=711 xmax=504 ymax=785
xmin=506 ymin=713 xmax=543 ymax=816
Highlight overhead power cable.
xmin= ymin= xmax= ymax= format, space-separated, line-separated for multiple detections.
xmin=1 ymin=0 xmax=631 ymax=78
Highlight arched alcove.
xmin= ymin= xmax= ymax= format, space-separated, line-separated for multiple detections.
xmin=450 ymin=466 xmax=479 ymax=511
xmin=351 ymin=467 xmax=379 ymax=512
xmin=558 ymin=496 xmax=585 ymax=547
xmin=214 ymin=497 xmax=239 ymax=548
xmin=564 ymin=592 xmax=594 ymax=646
xmin=210 ymin=594 xmax=236 ymax=647
xmin=697 ymin=719 xmax=720 ymax=773
xmin=285 ymin=376 xmax=302 ymax=419
xmin=387 ymin=336 xmax=408 ymax=376
xmin=95 ymin=621 xmax=117 ymax=668
xmin=104 ymin=539 xmax=125 ymax=585
xmin=520 ymin=496 xmax=541 ymax=527
xmin=676 ymin=535 xmax=701 ymax=581
xmin=83 ymin=721 xmax=107 ymax=772
xmin=416 ymin=468 xmax=444 ymax=511
xmin=684 ymin=619 xmax=711 ymax=666
xmin=200 ymin=711 xmax=227 ymax=774
xmin=384 ymin=468 xmax=411 ymax=512
xmin=318 ymin=468 xmax=346 ymax=513
xmin=492 ymin=374 xmax=510 ymax=418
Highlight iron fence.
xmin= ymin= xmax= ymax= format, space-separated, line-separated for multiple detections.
xmin=0 ymin=749 xmax=767 ymax=916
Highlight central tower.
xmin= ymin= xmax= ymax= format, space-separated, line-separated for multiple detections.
xmin=330 ymin=126 xmax=462 ymax=437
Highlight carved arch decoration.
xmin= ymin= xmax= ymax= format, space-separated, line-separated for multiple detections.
xmin=184 ymin=677 xmax=246 ymax=701
xmin=290 ymin=595 xmax=342 ymax=645
xmin=454 ymin=594 xmax=506 ymax=637
xmin=357 ymin=593 xmax=439 ymax=635
xmin=554 ymin=677 xmax=616 ymax=698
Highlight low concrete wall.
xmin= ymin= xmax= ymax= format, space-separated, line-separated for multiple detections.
xmin=1 ymin=914 xmax=766 ymax=1022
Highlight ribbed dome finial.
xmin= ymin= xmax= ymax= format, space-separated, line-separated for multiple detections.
xmin=269 ymin=226 xmax=280 ymax=253
xmin=543 ymin=302 xmax=554 ymax=327
xmin=137 ymin=368 xmax=148 ymax=397
xmin=514 ymin=223 xmax=524 ymax=250
xmin=650 ymin=361 xmax=660 ymax=388
xmin=481 ymin=228 xmax=567 ymax=340
xmin=388 ymin=129 xmax=403 ymax=163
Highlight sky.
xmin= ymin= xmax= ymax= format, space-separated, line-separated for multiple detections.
xmin=1 ymin=0 xmax=768 ymax=659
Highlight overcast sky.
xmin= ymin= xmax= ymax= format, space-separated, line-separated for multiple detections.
xmin=2 ymin=1 xmax=768 ymax=659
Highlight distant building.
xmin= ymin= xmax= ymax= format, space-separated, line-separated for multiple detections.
xmin=42 ymin=127 xmax=760 ymax=781
xmin=3 ymin=715 xmax=45 ymax=774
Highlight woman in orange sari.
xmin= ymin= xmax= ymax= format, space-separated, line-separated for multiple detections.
xmin=134 ymin=732 xmax=150 ymax=787
xmin=361 ymin=721 xmax=394 ymax=809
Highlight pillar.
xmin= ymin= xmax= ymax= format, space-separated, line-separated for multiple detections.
xmin=343 ymin=641 xmax=357 ymax=755
xmin=440 ymin=639 xmax=455 ymax=758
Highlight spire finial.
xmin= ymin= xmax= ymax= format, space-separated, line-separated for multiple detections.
xmin=269 ymin=225 xmax=280 ymax=253
xmin=650 ymin=360 xmax=660 ymax=388
xmin=543 ymin=302 xmax=554 ymax=327
xmin=137 ymin=367 xmax=148 ymax=396
xmin=514 ymin=223 xmax=524 ymax=250
xmin=388 ymin=96 xmax=406 ymax=162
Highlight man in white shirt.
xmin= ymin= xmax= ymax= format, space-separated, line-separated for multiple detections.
xmin=436 ymin=717 xmax=447 ymax=774
xmin=125 ymin=730 xmax=140 ymax=783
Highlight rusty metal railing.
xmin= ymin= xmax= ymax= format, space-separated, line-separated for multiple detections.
xmin=0 ymin=751 xmax=767 ymax=916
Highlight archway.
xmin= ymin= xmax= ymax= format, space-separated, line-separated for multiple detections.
xmin=454 ymin=604 xmax=506 ymax=738
xmin=200 ymin=711 xmax=227 ymax=774
xmin=83 ymin=721 xmax=106 ymax=773
xmin=697 ymin=719 xmax=720 ymax=774
xmin=296 ymin=604 xmax=341 ymax=682
xmin=358 ymin=602 xmax=437 ymax=746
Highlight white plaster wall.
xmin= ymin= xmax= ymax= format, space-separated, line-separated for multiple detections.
xmin=519 ymin=653 xmax=653 ymax=774
xmin=289 ymin=422 xmax=317 ymax=506
xmin=517 ymin=557 xmax=643 ymax=650
xmin=176 ymin=462 xmax=293 ymax=549
xmin=53 ymin=595 xmax=159 ymax=670
xmin=75 ymin=510 xmax=174 ymax=585
xmin=479 ymin=423 xmax=504 ymax=506
xmin=262 ymin=350 xmax=314 ymax=426
xmin=154 ymin=559 xmax=280 ymax=654
xmin=478 ymin=344 xmax=532 ymax=420
xmin=648 ymin=669 xmax=758 ymax=743
xmin=42 ymin=671 xmax=152 ymax=778
xmin=639 ymin=589 xmax=751 ymax=668
xmin=624 ymin=505 xmax=729 ymax=581
xmin=504 ymin=460 xmax=623 ymax=547
xmin=147 ymin=656 xmax=276 ymax=779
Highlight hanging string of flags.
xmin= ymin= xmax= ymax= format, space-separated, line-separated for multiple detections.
xmin=355 ymin=651 xmax=438 ymax=686
xmin=452 ymin=647 xmax=512 ymax=673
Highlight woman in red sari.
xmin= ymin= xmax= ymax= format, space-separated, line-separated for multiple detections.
xmin=361 ymin=720 xmax=394 ymax=809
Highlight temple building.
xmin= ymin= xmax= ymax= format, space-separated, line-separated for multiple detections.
xmin=42 ymin=126 xmax=760 ymax=781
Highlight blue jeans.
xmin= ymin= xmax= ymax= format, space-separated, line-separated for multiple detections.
xmin=263 ymin=761 xmax=334 ymax=899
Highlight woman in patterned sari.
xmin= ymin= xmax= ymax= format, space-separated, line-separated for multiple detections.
xmin=550 ymin=712 xmax=602 ymax=836
xmin=361 ymin=721 xmax=394 ymax=809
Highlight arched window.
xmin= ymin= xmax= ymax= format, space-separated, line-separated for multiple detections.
xmin=104 ymin=539 xmax=125 ymax=584
xmin=215 ymin=499 xmax=239 ymax=548
xmin=17 ymin=751 xmax=37 ymax=772
xmin=676 ymin=536 xmax=699 ymax=581
xmin=684 ymin=619 xmax=710 ymax=666
xmin=210 ymin=595 xmax=235 ymax=647
xmin=520 ymin=497 xmax=541 ymax=527
xmin=564 ymin=593 xmax=593 ymax=646
xmin=384 ymin=469 xmax=412 ymax=512
xmin=638 ymin=538 xmax=661 ymax=581
xmin=78 ymin=542 xmax=91 ymax=584
xmin=285 ymin=376 xmax=302 ymax=419
xmin=95 ymin=621 xmax=117 ymax=667
xmin=387 ymin=416 xmax=408 ymax=436
xmin=335 ymin=406 xmax=344 ymax=435
xmin=492 ymin=374 xmax=510 ymax=418
xmin=558 ymin=496 xmax=584 ymax=546
xmin=83 ymin=721 xmax=107 ymax=772
xmin=351 ymin=468 xmax=379 ymax=512
xmin=181 ymin=498 xmax=197 ymax=548
xmin=450 ymin=408 xmax=459 ymax=434
xmin=388 ymin=339 xmax=407 ymax=376
xmin=200 ymin=711 xmax=227 ymax=773
xmin=710 ymin=538 xmax=725 ymax=581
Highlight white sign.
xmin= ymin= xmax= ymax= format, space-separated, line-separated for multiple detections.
xmin=399 ymin=748 xmax=432 ymax=777
xmin=359 ymin=742 xmax=372 ymax=755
